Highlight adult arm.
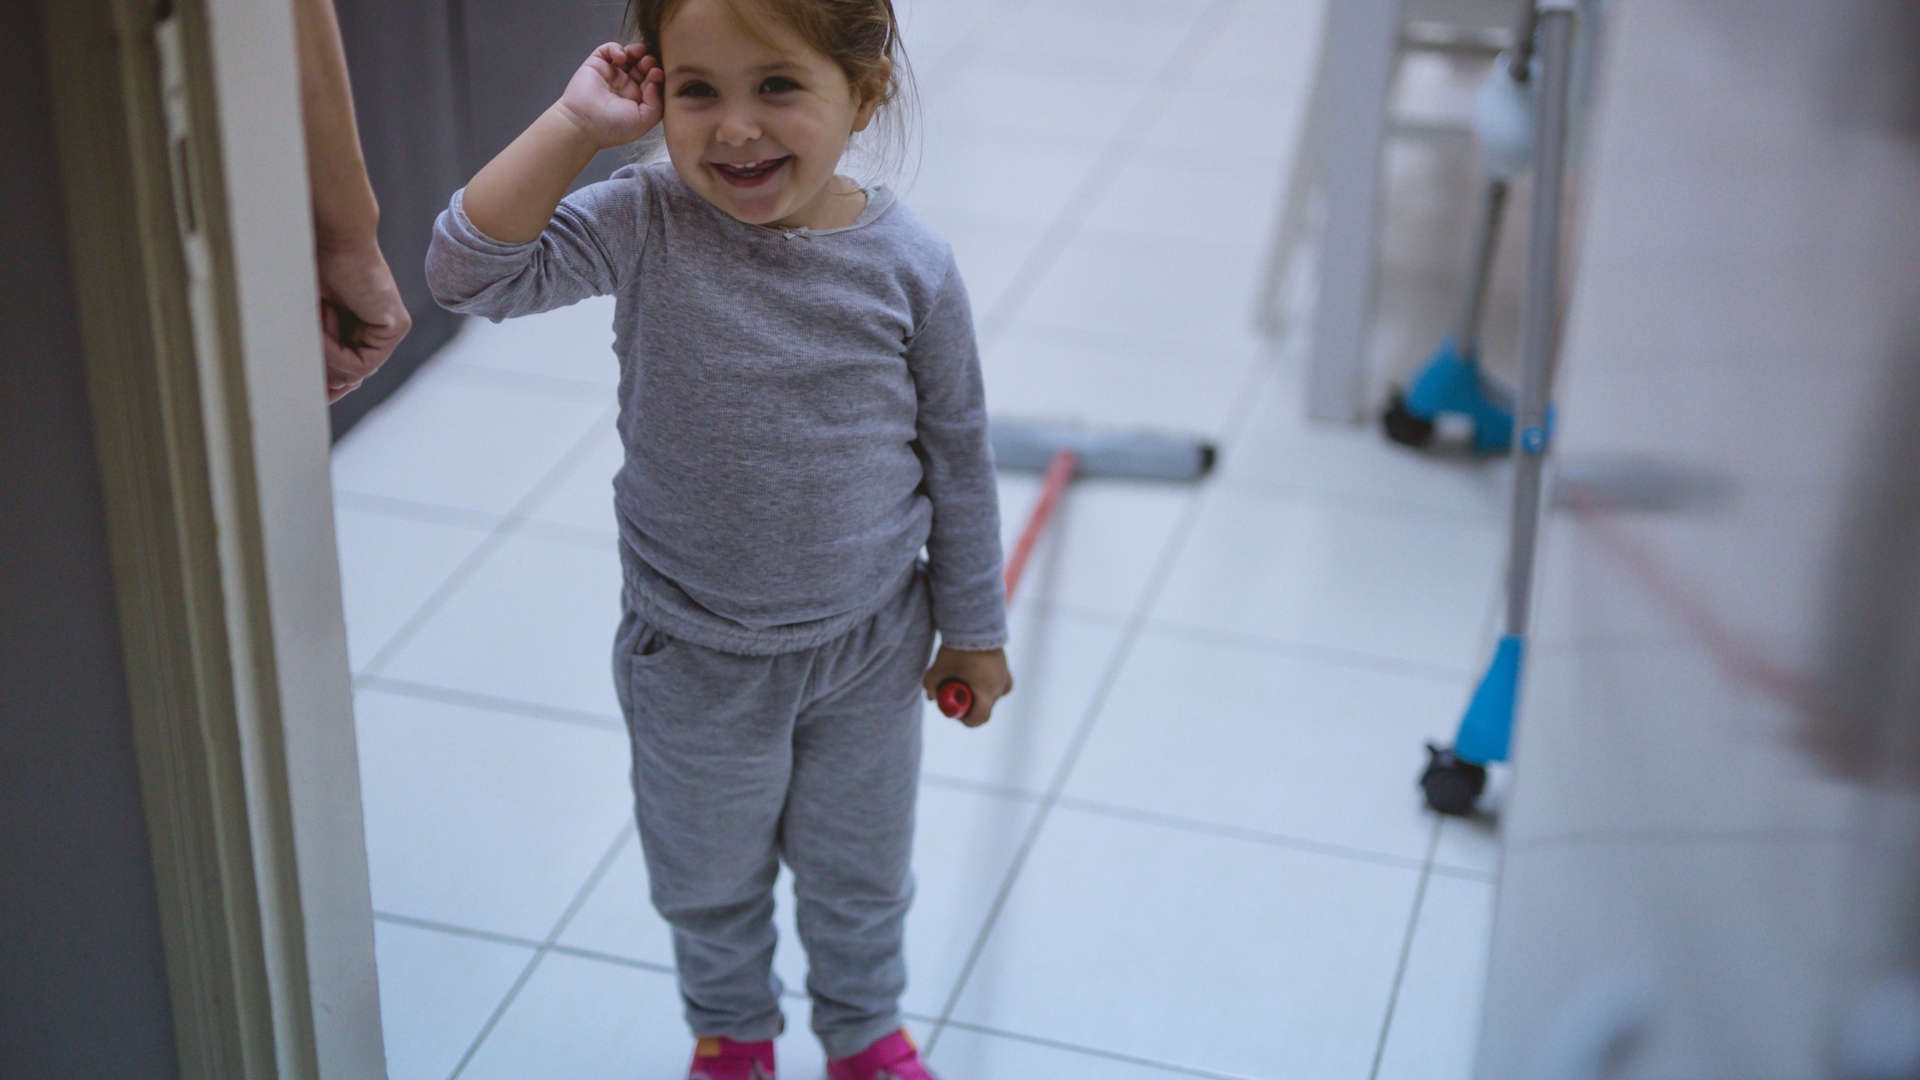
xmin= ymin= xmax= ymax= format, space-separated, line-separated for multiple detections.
xmin=292 ymin=0 xmax=411 ymax=402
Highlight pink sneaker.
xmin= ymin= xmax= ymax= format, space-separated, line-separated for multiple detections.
xmin=826 ymin=1029 xmax=938 ymax=1080
xmin=688 ymin=1035 xmax=775 ymax=1080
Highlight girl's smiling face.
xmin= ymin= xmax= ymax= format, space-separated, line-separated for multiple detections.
xmin=657 ymin=0 xmax=883 ymax=230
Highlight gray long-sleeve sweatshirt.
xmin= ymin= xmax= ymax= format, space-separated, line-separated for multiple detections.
xmin=426 ymin=162 xmax=1006 ymax=656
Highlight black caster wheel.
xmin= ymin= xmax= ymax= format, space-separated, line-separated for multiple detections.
xmin=1421 ymin=742 xmax=1487 ymax=817
xmin=1382 ymin=390 xmax=1436 ymax=448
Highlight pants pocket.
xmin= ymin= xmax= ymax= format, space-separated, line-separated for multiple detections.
xmin=631 ymin=622 xmax=675 ymax=664
xmin=613 ymin=609 xmax=678 ymax=721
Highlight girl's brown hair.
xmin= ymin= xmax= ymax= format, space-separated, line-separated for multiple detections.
xmin=625 ymin=0 xmax=917 ymax=179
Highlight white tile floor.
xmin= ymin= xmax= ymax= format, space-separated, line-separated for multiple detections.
xmin=332 ymin=0 xmax=1503 ymax=1076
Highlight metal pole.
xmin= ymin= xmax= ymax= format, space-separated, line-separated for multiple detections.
xmin=1509 ymin=0 xmax=1540 ymax=82
xmin=1503 ymin=3 xmax=1574 ymax=638
xmin=1451 ymin=178 xmax=1509 ymax=355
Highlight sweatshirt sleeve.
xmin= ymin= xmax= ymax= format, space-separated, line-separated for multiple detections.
xmin=907 ymin=257 xmax=1008 ymax=651
xmin=425 ymin=170 xmax=646 ymax=319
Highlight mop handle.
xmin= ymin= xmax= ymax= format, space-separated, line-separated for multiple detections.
xmin=937 ymin=448 xmax=1080 ymax=719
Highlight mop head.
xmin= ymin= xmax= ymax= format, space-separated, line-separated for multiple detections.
xmin=990 ymin=421 xmax=1217 ymax=482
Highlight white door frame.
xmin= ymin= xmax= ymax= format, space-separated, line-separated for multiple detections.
xmin=43 ymin=0 xmax=383 ymax=1076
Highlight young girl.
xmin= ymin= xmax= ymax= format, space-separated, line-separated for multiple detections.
xmin=425 ymin=1 xmax=1012 ymax=1077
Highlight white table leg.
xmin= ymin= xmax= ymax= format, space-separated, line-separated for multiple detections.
xmin=1306 ymin=0 xmax=1402 ymax=424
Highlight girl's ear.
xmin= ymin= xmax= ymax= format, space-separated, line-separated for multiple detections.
xmin=850 ymin=57 xmax=893 ymax=133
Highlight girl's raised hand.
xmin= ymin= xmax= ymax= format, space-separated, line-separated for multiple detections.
xmin=556 ymin=42 xmax=664 ymax=149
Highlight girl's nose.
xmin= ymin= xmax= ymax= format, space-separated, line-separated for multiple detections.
xmin=715 ymin=108 xmax=760 ymax=146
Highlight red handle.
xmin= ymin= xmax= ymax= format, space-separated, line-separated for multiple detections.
xmin=936 ymin=678 xmax=973 ymax=719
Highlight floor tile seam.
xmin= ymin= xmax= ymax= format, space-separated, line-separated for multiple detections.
xmin=983 ymin=365 xmax=1259 ymax=405
xmin=998 ymin=319 xmax=1270 ymax=367
xmin=1427 ymin=861 xmax=1499 ymax=884
xmin=1065 ymin=221 xmax=1281 ymax=264
xmin=1065 ymin=225 xmax=1274 ymax=262
xmin=541 ymin=822 xmax=639 ymax=948
xmin=1004 ymin=595 xmax=1137 ymax=627
xmin=1047 ymin=794 xmax=1433 ymax=875
xmin=1008 ymin=315 xmax=1267 ymax=364
xmin=917 ymin=770 xmax=1047 ymax=804
xmin=900 ymin=199 xmax=1064 ymax=233
xmin=903 ymin=0 xmax=1032 ymax=102
xmin=444 ymin=822 xmax=633 ymax=1080
xmin=972 ymin=0 xmax=1243 ymax=346
xmin=350 ymin=674 xmax=627 ymax=732
xmin=1504 ymin=827 xmax=1849 ymax=852
xmin=1367 ymin=820 xmax=1445 ymax=1080
xmin=441 ymin=947 xmax=551 ymax=1080
xmin=1139 ymin=617 xmax=1478 ymax=684
xmin=1002 ymin=596 xmax=1131 ymax=630
xmin=332 ymin=488 xmax=508 ymax=530
xmin=372 ymin=910 xmax=545 ymax=951
xmin=357 ymin=522 xmax=522 ymax=680
xmin=543 ymin=943 xmax=677 ymax=977
xmin=928 ymin=173 xmax=1266 ymax=1046
xmin=933 ymin=53 xmax=1177 ymax=96
xmin=966 ymin=46 xmax=1205 ymax=84
xmin=435 ymin=359 xmax=618 ymax=402
xmin=358 ymin=402 xmax=621 ymax=676
xmin=1131 ymin=134 xmax=1291 ymax=170
xmin=931 ymin=1018 xmax=1262 ymax=1080
xmin=1089 ymin=147 xmax=1296 ymax=182
xmin=1205 ymin=470 xmax=1510 ymax=529
xmin=990 ymin=320 xmax=1274 ymax=367
xmin=912 ymin=119 xmax=1121 ymax=157
xmin=512 ymin=517 xmax=621 ymax=550
xmin=1197 ymin=459 xmax=1510 ymax=522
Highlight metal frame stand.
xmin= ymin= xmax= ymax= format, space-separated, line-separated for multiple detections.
xmin=1422 ymin=0 xmax=1576 ymax=816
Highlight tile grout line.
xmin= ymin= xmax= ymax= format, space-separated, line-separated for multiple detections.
xmin=355 ymin=402 xmax=620 ymax=681
xmin=893 ymin=0 xmax=1033 ymax=180
xmin=971 ymin=0 xmax=1245 ymax=349
xmin=1048 ymin=794 xmax=1432 ymax=874
xmin=374 ymin=910 xmax=546 ymax=951
xmin=937 ymin=1018 xmax=1265 ymax=1080
xmin=926 ymin=196 xmax=1278 ymax=1055
xmin=356 ymin=674 xmax=626 ymax=732
xmin=1366 ymin=818 xmax=1445 ymax=1080
xmin=444 ymin=822 xmax=635 ymax=1080
xmin=1208 ymin=469 xmax=1514 ymax=530
xmin=333 ymin=488 xmax=507 ymax=530
xmin=924 ymin=0 xmax=1033 ymax=87
xmin=1142 ymin=617 xmax=1481 ymax=684
xmin=919 ymin=774 xmax=1497 ymax=881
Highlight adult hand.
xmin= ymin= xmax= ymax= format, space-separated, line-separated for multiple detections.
xmin=317 ymin=238 xmax=410 ymax=402
xmin=555 ymin=42 xmax=664 ymax=149
xmin=922 ymin=646 xmax=1014 ymax=728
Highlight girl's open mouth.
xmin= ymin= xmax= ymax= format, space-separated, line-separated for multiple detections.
xmin=711 ymin=157 xmax=791 ymax=187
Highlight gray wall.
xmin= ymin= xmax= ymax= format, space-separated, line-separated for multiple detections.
xmin=0 ymin=4 xmax=183 ymax=1077
xmin=328 ymin=0 xmax=631 ymax=439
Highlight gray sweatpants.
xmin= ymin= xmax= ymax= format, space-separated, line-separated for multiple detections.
xmin=611 ymin=569 xmax=934 ymax=1059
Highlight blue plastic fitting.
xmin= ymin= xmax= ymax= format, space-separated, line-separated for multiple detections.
xmin=1401 ymin=337 xmax=1517 ymax=454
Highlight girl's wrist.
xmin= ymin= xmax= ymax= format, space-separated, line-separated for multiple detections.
xmin=545 ymin=101 xmax=620 ymax=154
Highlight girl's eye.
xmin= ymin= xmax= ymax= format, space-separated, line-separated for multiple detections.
xmin=760 ymin=76 xmax=800 ymax=94
xmin=676 ymin=81 xmax=716 ymax=98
